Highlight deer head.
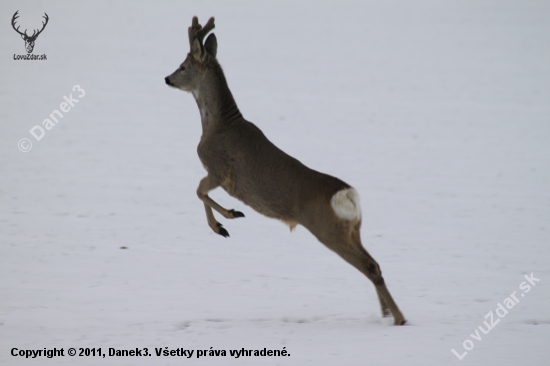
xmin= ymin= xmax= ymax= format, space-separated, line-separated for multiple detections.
xmin=165 ymin=16 xmax=217 ymax=92
xmin=12 ymin=11 xmax=49 ymax=54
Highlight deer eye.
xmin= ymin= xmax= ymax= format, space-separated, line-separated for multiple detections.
xmin=179 ymin=66 xmax=185 ymax=72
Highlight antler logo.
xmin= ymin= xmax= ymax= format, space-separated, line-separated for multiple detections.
xmin=11 ymin=10 xmax=49 ymax=54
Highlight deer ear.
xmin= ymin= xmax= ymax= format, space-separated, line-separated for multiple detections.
xmin=191 ymin=37 xmax=204 ymax=61
xmin=204 ymin=33 xmax=217 ymax=57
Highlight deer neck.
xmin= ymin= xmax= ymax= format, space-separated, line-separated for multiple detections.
xmin=192 ymin=66 xmax=242 ymax=133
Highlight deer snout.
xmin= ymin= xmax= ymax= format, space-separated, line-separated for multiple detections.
xmin=165 ymin=76 xmax=173 ymax=86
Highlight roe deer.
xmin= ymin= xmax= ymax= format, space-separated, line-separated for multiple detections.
xmin=165 ymin=16 xmax=406 ymax=325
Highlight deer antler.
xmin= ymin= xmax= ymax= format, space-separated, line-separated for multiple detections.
xmin=30 ymin=13 xmax=49 ymax=39
xmin=188 ymin=16 xmax=215 ymax=48
xmin=11 ymin=11 xmax=49 ymax=40
xmin=11 ymin=11 xmax=27 ymax=37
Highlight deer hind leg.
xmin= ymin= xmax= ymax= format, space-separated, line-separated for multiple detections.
xmin=355 ymin=252 xmax=392 ymax=319
xmin=377 ymin=288 xmax=392 ymax=318
xmin=306 ymin=214 xmax=405 ymax=324
xmin=330 ymin=234 xmax=406 ymax=325
xmin=348 ymin=230 xmax=406 ymax=325
xmin=197 ymin=175 xmax=244 ymax=237
xmin=317 ymin=189 xmax=405 ymax=324
xmin=349 ymin=227 xmax=391 ymax=318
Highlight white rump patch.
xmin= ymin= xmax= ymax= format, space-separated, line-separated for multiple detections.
xmin=330 ymin=188 xmax=362 ymax=221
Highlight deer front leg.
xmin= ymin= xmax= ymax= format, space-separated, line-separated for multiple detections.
xmin=197 ymin=176 xmax=245 ymax=237
xmin=203 ymin=203 xmax=230 ymax=237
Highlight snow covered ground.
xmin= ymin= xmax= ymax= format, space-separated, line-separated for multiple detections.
xmin=1 ymin=0 xmax=549 ymax=365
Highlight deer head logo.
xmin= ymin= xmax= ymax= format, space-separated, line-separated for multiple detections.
xmin=12 ymin=11 xmax=49 ymax=54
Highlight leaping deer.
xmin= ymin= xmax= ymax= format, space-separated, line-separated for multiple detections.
xmin=165 ymin=16 xmax=406 ymax=325
xmin=12 ymin=11 xmax=49 ymax=54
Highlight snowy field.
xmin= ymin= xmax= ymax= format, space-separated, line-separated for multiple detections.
xmin=1 ymin=0 xmax=549 ymax=365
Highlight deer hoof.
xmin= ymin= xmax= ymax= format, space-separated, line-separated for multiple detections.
xmin=216 ymin=223 xmax=230 ymax=238
xmin=229 ymin=209 xmax=245 ymax=218
xmin=394 ymin=318 xmax=407 ymax=326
